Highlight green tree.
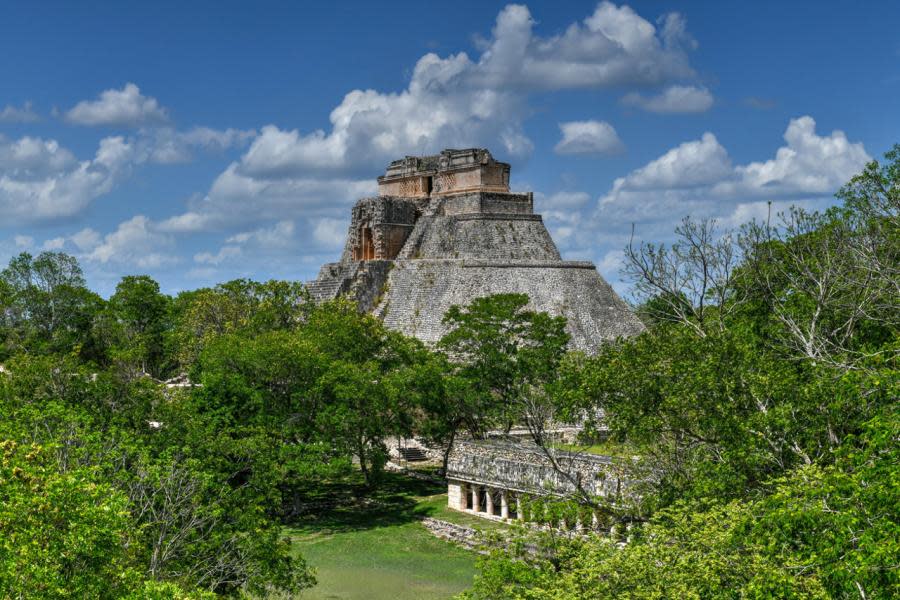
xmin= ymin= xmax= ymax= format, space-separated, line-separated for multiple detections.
xmin=0 ymin=251 xmax=104 ymax=358
xmin=439 ymin=293 xmax=569 ymax=438
xmin=96 ymin=275 xmax=172 ymax=378
xmin=171 ymin=279 xmax=309 ymax=371
xmin=0 ymin=440 xmax=141 ymax=598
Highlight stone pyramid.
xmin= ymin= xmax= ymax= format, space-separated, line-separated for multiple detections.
xmin=307 ymin=148 xmax=643 ymax=353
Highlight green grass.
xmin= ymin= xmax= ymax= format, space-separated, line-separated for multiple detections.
xmin=286 ymin=471 xmax=500 ymax=600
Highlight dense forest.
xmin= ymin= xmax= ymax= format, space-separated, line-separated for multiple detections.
xmin=0 ymin=147 xmax=897 ymax=599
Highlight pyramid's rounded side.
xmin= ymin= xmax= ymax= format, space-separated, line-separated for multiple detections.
xmin=374 ymin=259 xmax=645 ymax=353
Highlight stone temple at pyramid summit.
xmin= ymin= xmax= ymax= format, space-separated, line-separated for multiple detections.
xmin=306 ymin=148 xmax=643 ymax=353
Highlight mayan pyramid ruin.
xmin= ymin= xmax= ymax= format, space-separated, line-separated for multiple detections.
xmin=306 ymin=148 xmax=643 ymax=353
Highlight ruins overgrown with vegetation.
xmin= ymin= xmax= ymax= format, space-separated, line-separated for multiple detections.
xmin=1 ymin=146 xmax=897 ymax=599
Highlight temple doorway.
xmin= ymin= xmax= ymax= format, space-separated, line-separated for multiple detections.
xmin=357 ymin=226 xmax=375 ymax=260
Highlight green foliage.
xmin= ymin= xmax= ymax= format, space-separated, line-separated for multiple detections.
xmin=437 ymin=293 xmax=569 ymax=440
xmin=0 ymin=440 xmax=140 ymax=598
xmin=171 ymin=278 xmax=310 ymax=370
xmin=96 ymin=275 xmax=172 ymax=378
xmin=468 ymin=146 xmax=900 ymax=599
xmin=0 ymin=251 xmax=105 ymax=360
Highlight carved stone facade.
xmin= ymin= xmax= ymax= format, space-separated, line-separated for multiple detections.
xmin=306 ymin=148 xmax=644 ymax=353
xmin=445 ymin=439 xmax=633 ymax=522
xmin=377 ymin=148 xmax=511 ymax=197
xmin=345 ymin=196 xmax=421 ymax=261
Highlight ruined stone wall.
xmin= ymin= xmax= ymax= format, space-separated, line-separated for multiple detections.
xmin=432 ymin=166 xmax=508 ymax=195
xmin=374 ymin=260 xmax=644 ymax=352
xmin=342 ymin=196 xmax=421 ymax=261
xmin=441 ymin=192 xmax=533 ymax=216
xmin=395 ymin=213 xmax=561 ymax=262
xmin=448 ymin=481 xmax=466 ymax=511
xmin=446 ymin=440 xmax=629 ymax=499
xmin=377 ymin=176 xmax=431 ymax=198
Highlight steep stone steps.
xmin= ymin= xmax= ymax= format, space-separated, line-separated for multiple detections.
xmin=398 ymin=447 xmax=429 ymax=462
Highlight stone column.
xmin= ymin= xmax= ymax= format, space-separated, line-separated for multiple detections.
xmin=485 ymin=488 xmax=494 ymax=516
xmin=471 ymin=485 xmax=480 ymax=512
xmin=500 ymin=490 xmax=509 ymax=519
xmin=516 ymin=495 xmax=524 ymax=520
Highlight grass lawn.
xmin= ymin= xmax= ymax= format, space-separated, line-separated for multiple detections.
xmin=287 ymin=471 xmax=502 ymax=599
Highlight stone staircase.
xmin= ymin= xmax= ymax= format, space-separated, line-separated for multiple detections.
xmin=398 ymin=446 xmax=429 ymax=462
xmin=306 ymin=262 xmax=360 ymax=302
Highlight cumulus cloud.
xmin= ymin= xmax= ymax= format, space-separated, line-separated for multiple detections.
xmin=70 ymin=228 xmax=101 ymax=251
xmin=531 ymin=116 xmax=871 ymax=291
xmin=598 ymin=116 xmax=869 ymax=229
xmin=41 ymin=237 xmax=65 ymax=250
xmin=159 ymin=162 xmax=374 ymax=234
xmin=13 ymin=235 xmax=33 ymax=248
xmin=142 ymin=126 xmax=257 ymax=164
xmin=621 ymin=85 xmax=713 ymax=113
xmin=0 ymin=135 xmax=77 ymax=177
xmin=0 ymin=134 xmax=135 ymax=224
xmin=468 ymin=2 xmax=696 ymax=90
xmin=232 ymin=2 xmax=698 ymax=178
xmin=83 ymin=215 xmax=177 ymax=269
xmin=155 ymin=0 xmax=702 ymax=280
xmin=193 ymin=220 xmax=299 ymax=268
xmin=0 ymin=102 xmax=40 ymax=123
xmin=312 ymin=217 xmax=349 ymax=250
xmin=194 ymin=245 xmax=242 ymax=266
xmin=64 ymin=83 xmax=169 ymax=127
xmin=554 ymin=120 xmax=623 ymax=155
xmin=226 ymin=220 xmax=295 ymax=248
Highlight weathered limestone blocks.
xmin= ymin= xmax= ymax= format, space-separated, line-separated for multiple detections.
xmin=378 ymin=148 xmax=510 ymax=197
xmin=376 ymin=260 xmax=642 ymax=353
xmin=446 ymin=439 xmax=628 ymax=500
xmin=307 ymin=147 xmax=644 ymax=354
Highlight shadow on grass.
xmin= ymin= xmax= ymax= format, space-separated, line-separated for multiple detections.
xmin=288 ymin=470 xmax=447 ymax=535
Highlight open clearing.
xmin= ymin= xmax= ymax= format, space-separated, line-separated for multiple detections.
xmin=286 ymin=471 xmax=501 ymax=599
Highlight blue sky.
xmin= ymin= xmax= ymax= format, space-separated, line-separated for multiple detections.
xmin=1 ymin=0 xmax=897 ymax=297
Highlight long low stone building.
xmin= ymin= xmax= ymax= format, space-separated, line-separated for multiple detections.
xmin=445 ymin=439 xmax=631 ymax=522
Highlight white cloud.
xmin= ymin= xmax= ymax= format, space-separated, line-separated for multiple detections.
xmin=159 ymin=163 xmax=374 ymax=233
xmin=84 ymin=215 xmax=177 ymax=269
xmin=41 ymin=237 xmax=65 ymax=250
xmin=528 ymin=116 xmax=871 ymax=294
xmin=226 ymin=220 xmax=295 ymax=248
xmin=0 ymin=135 xmax=134 ymax=224
xmin=71 ymin=228 xmax=101 ymax=251
xmin=194 ymin=245 xmax=242 ymax=265
xmin=0 ymin=135 xmax=77 ymax=177
xmin=233 ymin=2 xmax=698 ymax=178
xmin=312 ymin=217 xmax=349 ymax=250
xmin=554 ymin=120 xmax=623 ymax=155
xmin=0 ymin=102 xmax=40 ymax=123
xmin=13 ymin=235 xmax=33 ymax=248
xmin=621 ymin=84 xmax=713 ymax=113
xmin=468 ymin=2 xmax=696 ymax=90
xmin=193 ymin=220 xmax=298 ymax=268
xmin=610 ymin=132 xmax=732 ymax=191
xmin=598 ymin=116 xmax=869 ymax=228
xmin=142 ymin=126 xmax=257 ymax=164
xmin=64 ymin=83 xmax=169 ymax=127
